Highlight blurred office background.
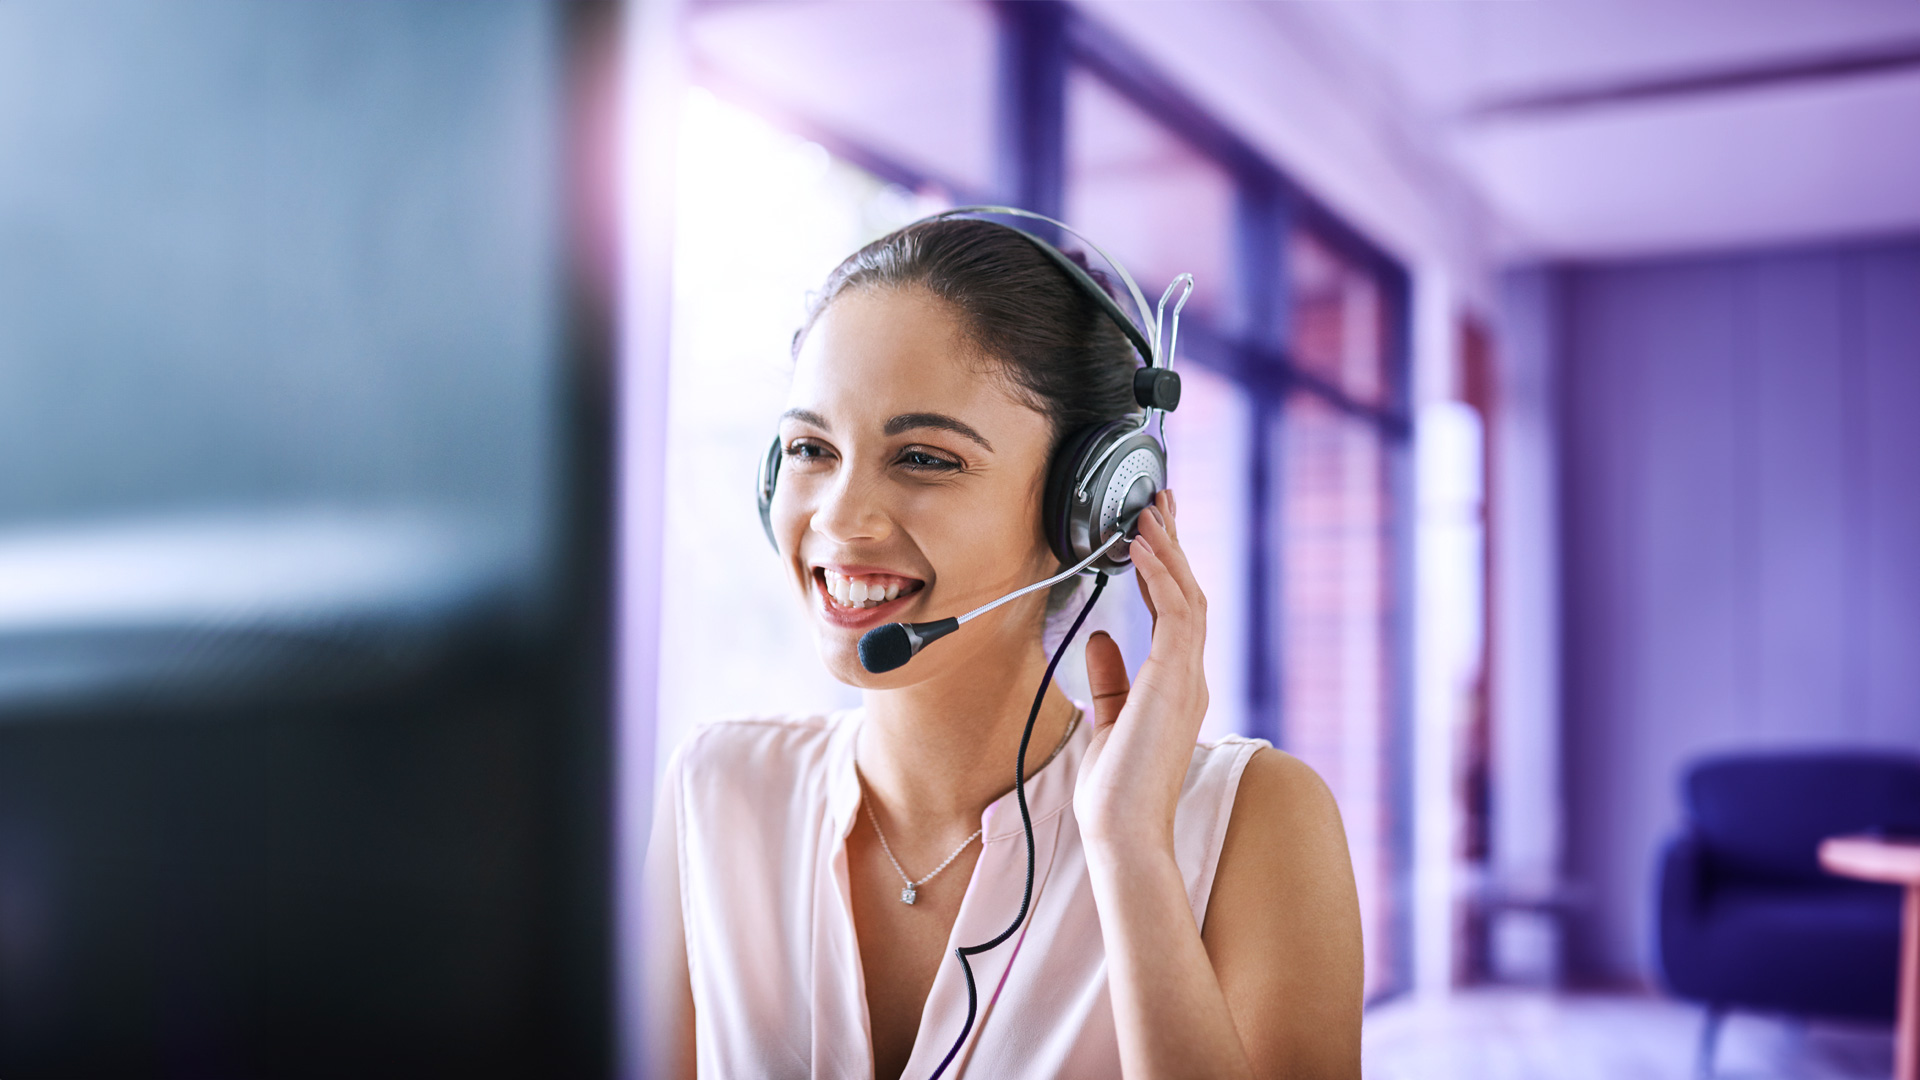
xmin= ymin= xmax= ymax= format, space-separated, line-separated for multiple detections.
xmin=1 ymin=1 xmax=1917 ymax=1077
xmin=637 ymin=2 xmax=1920 ymax=1078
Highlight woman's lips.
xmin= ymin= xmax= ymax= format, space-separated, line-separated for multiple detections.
xmin=812 ymin=567 xmax=925 ymax=629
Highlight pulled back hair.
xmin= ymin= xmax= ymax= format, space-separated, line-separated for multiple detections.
xmin=794 ymin=218 xmax=1142 ymax=456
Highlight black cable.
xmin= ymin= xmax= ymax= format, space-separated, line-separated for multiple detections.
xmin=925 ymin=571 xmax=1109 ymax=1080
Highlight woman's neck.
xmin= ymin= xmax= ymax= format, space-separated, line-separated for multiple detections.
xmin=855 ymin=638 xmax=1079 ymax=831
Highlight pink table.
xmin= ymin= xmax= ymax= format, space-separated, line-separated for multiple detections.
xmin=1820 ymin=835 xmax=1920 ymax=1080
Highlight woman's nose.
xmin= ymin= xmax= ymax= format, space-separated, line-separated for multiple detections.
xmin=808 ymin=468 xmax=892 ymax=546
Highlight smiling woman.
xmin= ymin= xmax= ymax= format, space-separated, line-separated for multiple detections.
xmin=644 ymin=213 xmax=1365 ymax=1080
xmin=777 ymin=283 xmax=1061 ymax=682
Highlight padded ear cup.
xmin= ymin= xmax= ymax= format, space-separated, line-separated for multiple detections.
xmin=1042 ymin=418 xmax=1167 ymax=573
xmin=756 ymin=435 xmax=782 ymax=551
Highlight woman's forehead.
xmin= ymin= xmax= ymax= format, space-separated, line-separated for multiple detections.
xmin=786 ymin=288 xmax=1045 ymax=439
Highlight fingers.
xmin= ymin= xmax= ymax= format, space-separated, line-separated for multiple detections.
xmin=1126 ymin=533 xmax=1209 ymax=713
xmin=1129 ymin=530 xmax=1182 ymax=631
xmin=1134 ymin=547 xmax=1158 ymax=623
xmin=1132 ymin=492 xmax=1205 ymax=637
xmin=1084 ymin=630 xmax=1131 ymax=730
xmin=1131 ymin=490 xmax=1175 ymax=621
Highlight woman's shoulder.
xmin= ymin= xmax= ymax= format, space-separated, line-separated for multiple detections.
xmin=1202 ymin=741 xmax=1340 ymax=835
xmin=1180 ymin=733 xmax=1273 ymax=796
xmin=1174 ymin=738 xmax=1338 ymax=872
xmin=1211 ymin=745 xmax=1352 ymax=913
xmin=666 ymin=709 xmax=856 ymax=797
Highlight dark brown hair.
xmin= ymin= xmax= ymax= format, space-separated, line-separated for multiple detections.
xmin=795 ymin=218 xmax=1141 ymax=455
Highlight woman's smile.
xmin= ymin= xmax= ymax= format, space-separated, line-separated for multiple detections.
xmin=811 ymin=564 xmax=927 ymax=629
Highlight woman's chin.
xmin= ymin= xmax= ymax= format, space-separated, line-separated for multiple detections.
xmin=805 ymin=579 xmax=930 ymax=686
xmin=813 ymin=631 xmax=902 ymax=689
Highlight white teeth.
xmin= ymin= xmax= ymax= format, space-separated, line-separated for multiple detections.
xmin=821 ymin=570 xmax=915 ymax=610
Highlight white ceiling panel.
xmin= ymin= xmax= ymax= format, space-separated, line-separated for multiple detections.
xmin=1458 ymin=68 xmax=1920 ymax=258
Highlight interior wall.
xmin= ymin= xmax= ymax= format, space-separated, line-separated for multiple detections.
xmin=1549 ymin=237 xmax=1920 ymax=985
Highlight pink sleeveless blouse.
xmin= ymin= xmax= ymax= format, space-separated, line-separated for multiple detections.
xmin=651 ymin=708 xmax=1267 ymax=1078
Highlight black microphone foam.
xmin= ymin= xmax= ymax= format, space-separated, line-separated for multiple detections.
xmin=858 ymin=625 xmax=912 ymax=673
xmin=858 ymin=617 xmax=959 ymax=674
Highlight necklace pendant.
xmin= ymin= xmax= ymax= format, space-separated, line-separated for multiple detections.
xmin=901 ymin=885 xmax=916 ymax=905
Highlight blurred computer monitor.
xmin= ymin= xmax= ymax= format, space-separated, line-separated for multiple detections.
xmin=0 ymin=2 xmax=615 ymax=1074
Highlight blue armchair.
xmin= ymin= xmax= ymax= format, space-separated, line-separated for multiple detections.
xmin=1657 ymin=750 xmax=1920 ymax=1075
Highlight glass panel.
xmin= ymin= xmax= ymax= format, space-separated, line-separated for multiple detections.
xmin=657 ymin=88 xmax=941 ymax=767
xmin=1288 ymin=230 xmax=1392 ymax=408
xmin=1279 ymin=393 xmax=1405 ymax=997
xmin=1065 ymin=67 xmax=1236 ymax=323
xmin=685 ymin=0 xmax=997 ymax=197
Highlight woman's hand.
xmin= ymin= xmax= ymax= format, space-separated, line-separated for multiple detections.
xmin=1073 ymin=488 xmax=1209 ymax=857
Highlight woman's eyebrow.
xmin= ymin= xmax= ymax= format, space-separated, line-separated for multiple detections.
xmin=779 ymin=407 xmax=830 ymax=430
xmin=884 ymin=412 xmax=994 ymax=452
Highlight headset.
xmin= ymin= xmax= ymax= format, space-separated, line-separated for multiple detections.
xmin=757 ymin=205 xmax=1193 ymax=673
xmin=755 ymin=206 xmax=1193 ymax=1078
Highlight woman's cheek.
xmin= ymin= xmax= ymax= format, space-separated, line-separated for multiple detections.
xmin=771 ymin=488 xmax=812 ymax=585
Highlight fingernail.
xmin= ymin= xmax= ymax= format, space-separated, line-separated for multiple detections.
xmin=1168 ymin=489 xmax=1178 ymax=517
xmin=1148 ymin=506 xmax=1166 ymax=530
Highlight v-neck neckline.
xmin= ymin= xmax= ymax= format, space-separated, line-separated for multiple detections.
xmin=826 ymin=705 xmax=1090 ymax=1079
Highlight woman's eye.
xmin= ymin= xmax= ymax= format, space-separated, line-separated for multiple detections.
xmin=784 ymin=440 xmax=832 ymax=464
xmin=899 ymin=449 xmax=960 ymax=472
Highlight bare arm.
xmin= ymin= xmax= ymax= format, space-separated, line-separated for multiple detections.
xmin=1083 ymin=824 xmax=1256 ymax=1079
xmin=1202 ymin=749 xmax=1363 ymax=1078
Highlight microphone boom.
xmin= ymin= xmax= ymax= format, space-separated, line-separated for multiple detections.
xmin=854 ymin=529 xmax=1129 ymax=674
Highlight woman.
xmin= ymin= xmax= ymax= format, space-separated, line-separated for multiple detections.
xmin=645 ymin=218 xmax=1362 ymax=1079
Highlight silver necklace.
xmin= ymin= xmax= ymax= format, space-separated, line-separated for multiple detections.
xmin=856 ymin=713 xmax=1080 ymax=905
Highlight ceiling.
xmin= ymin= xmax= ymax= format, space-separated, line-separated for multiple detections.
xmin=685 ymin=0 xmax=1920 ymax=265
xmin=683 ymin=0 xmax=998 ymax=195
xmin=1296 ymin=0 xmax=1920 ymax=259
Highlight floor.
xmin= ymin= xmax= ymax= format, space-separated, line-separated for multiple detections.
xmin=1362 ymin=989 xmax=1895 ymax=1080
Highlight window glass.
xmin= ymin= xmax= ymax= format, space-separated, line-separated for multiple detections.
xmin=685 ymin=0 xmax=997 ymax=197
xmin=1288 ymin=231 xmax=1392 ymax=408
xmin=657 ymin=88 xmax=941 ymax=768
xmin=1278 ymin=393 xmax=1405 ymax=997
xmin=1065 ymin=68 xmax=1235 ymax=324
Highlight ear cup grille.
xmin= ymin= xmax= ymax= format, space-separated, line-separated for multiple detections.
xmin=1101 ymin=447 xmax=1162 ymax=535
xmin=1043 ymin=419 xmax=1166 ymax=573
